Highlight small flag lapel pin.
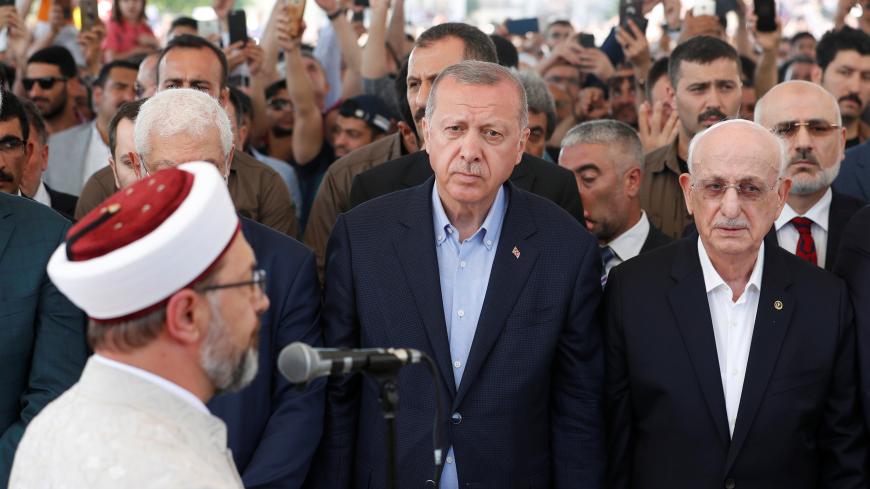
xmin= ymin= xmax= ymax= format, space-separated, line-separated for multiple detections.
xmin=512 ymin=246 xmax=521 ymax=259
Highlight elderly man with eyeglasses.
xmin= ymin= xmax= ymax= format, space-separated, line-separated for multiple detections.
xmin=605 ymin=119 xmax=867 ymax=489
xmin=754 ymin=80 xmax=866 ymax=271
xmin=111 ymin=87 xmax=326 ymax=488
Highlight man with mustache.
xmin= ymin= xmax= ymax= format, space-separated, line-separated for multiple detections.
xmin=43 ymin=60 xmax=138 ymax=197
xmin=315 ymin=60 xmax=604 ymax=488
xmin=755 ymin=80 xmax=866 ymax=271
xmin=23 ymin=46 xmax=81 ymax=137
xmin=9 ymin=162 xmax=266 ymax=489
xmin=606 ymin=119 xmax=866 ymax=488
xmin=816 ymin=27 xmax=870 ymax=149
xmin=641 ymin=36 xmax=743 ymax=239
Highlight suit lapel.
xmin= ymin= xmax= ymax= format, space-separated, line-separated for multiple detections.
xmin=826 ymin=191 xmax=855 ymax=271
xmin=0 ymin=196 xmax=14 ymax=260
xmin=401 ymin=152 xmax=436 ymax=189
xmin=667 ymin=240 xmax=730 ymax=444
xmin=393 ymin=178 xmax=456 ymax=397
xmin=725 ymin=247 xmax=794 ymax=472
xmin=453 ymin=186 xmax=538 ymax=409
xmin=508 ymin=154 xmax=536 ymax=190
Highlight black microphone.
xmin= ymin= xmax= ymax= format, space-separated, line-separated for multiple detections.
xmin=278 ymin=342 xmax=424 ymax=384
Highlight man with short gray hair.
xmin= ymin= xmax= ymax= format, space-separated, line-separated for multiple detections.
xmin=559 ymin=120 xmax=671 ymax=285
xmin=755 ymin=80 xmax=866 ymax=271
xmin=516 ymin=71 xmax=557 ymax=160
xmin=606 ymin=119 xmax=866 ymax=488
xmin=320 ymin=59 xmax=604 ymax=488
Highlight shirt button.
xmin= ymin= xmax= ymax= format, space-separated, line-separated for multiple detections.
xmin=460 ymin=261 xmax=466 ymax=268
xmin=454 ymin=360 xmax=461 ymax=369
xmin=457 ymin=310 xmax=465 ymax=318
xmin=446 ymin=456 xmax=454 ymax=464
xmin=485 ymin=239 xmax=492 ymax=246
xmin=438 ymin=234 xmax=444 ymax=241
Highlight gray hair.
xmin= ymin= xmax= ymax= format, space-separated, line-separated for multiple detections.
xmin=425 ymin=60 xmax=528 ymax=130
xmin=688 ymin=119 xmax=788 ymax=177
xmin=560 ymin=120 xmax=645 ymax=175
xmin=134 ymin=88 xmax=233 ymax=162
xmin=754 ymin=79 xmax=843 ymax=127
xmin=516 ymin=71 xmax=557 ymax=139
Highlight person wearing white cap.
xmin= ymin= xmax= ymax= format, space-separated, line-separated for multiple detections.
xmin=8 ymin=162 xmax=269 ymax=489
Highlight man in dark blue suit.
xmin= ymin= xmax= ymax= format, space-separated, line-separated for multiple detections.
xmin=129 ymin=88 xmax=324 ymax=488
xmin=0 ymin=91 xmax=88 ymax=487
xmin=606 ymin=120 xmax=866 ymax=489
xmin=317 ymin=61 xmax=604 ymax=488
xmin=834 ymin=140 xmax=870 ymax=202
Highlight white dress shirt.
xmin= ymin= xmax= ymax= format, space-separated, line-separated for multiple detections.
xmin=603 ymin=211 xmax=651 ymax=276
xmin=32 ymin=181 xmax=51 ymax=207
xmin=92 ymin=354 xmax=209 ymax=414
xmin=698 ymin=238 xmax=764 ymax=437
xmin=82 ymin=123 xmax=111 ymax=187
xmin=774 ymin=188 xmax=831 ymax=267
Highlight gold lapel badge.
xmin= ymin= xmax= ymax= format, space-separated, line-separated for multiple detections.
xmin=512 ymin=246 xmax=521 ymax=259
xmin=774 ymin=300 xmax=783 ymax=311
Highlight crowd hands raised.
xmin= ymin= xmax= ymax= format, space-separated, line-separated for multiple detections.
xmin=2 ymin=0 xmax=870 ymax=487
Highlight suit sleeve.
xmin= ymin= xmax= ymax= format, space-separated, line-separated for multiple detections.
xmin=0 ymin=221 xmax=88 ymax=486
xmin=551 ymin=239 xmax=605 ymax=489
xmin=303 ymin=214 xmax=361 ymax=489
xmin=258 ymin=168 xmax=300 ymax=239
xmin=557 ymin=170 xmax=585 ymax=224
xmin=818 ymin=279 xmax=867 ymax=488
xmin=603 ymin=266 xmax=633 ymax=489
xmin=240 ymin=251 xmax=326 ymax=489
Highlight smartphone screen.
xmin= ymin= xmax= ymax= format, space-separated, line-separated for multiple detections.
xmin=577 ymin=33 xmax=595 ymax=48
xmin=755 ymin=0 xmax=777 ymax=32
xmin=80 ymin=0 xmax=98 ymax=31
xmin=228 ymin=10 xmax=247 ymax=45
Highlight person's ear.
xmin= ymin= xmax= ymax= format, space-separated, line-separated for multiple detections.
xmin=624 ymin=166 xmax=642 ymax=197
xmin=108 ymin=156 xmax=122 ymax=189
xmin=679 ymin=172 xmax=694 ymax=216
xmin=397 ymin=121 xmax=418 ymax=153
xmin=164 ymin=289 xmax=207 ymax=346
xmin=811 ymin=65 xmax=823 ymax=85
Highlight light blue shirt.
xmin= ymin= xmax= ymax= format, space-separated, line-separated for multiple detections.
xmin=432 ymin=184 xmax=508 ymax=489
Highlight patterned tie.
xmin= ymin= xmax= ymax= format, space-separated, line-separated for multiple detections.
xmin=600 ymin=246 xmax=617 ymax=288
xmin=790 ymin=217 xmax=818 ymax=266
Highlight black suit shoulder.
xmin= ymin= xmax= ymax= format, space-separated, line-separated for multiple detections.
xmin=45 ymin=184 xmax=78 ymax=221
xmin=839 ymin=205 xmax=870 ymax=255
xmin=348 ymin=151 xmax=428 ymax=208
xmin=640 ymin=223 xmax=673 ymax=253
xmin=832 ymin=190 xmax=867 ymax=216
xmin=2 ymin=192 xmax=70 ymax=230
xmin=240 ymin=216 xmax=313 ymax=264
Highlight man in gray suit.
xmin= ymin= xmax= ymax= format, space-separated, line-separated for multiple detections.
xmin=44 ymin=60 xmax=138 ymax=196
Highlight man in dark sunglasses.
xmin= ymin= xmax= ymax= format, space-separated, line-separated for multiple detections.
xmin=23 ymin=46 xmax=81 ymax=136
xmin=755 ymin=80 xmax=866 ymax=271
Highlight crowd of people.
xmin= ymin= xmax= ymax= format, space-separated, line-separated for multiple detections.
xmin=1 ymin=0 xmax=870 ymax=487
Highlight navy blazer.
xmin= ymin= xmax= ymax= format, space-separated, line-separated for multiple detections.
xmin=313 ymin=178 xmax=605 ymax=488
xmin=833 ymin=205 xmax=870 ymax=443
xmin=834 ymin=140 xmax=870 ymax=202
xmin=0 ymin=194 xmax=87 ymax=487
xmin=606 ymin=238 xmax=866 ymax=489
xmin=208 ymin=217 xmax=324 ymax=489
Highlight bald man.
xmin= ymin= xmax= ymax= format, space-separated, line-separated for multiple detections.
xmin=606 ymin=120 xmax=866 ymax=488
xmin=755 ymin=80 xmax=866 ymax=271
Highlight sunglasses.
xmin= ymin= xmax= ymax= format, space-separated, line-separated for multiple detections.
xmin=771 ymin=120 xmax=840 ymax=138
xmin=22 ymin=76 xmax=67 ymax=91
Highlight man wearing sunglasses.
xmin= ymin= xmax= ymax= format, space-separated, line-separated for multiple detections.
xmin=23 ymin=46 xmax=80 ymax=136
xmin=607 ymin=119 xmax=866 ymax=488
xmin=755 ymin=80 xmax=866 ymax=271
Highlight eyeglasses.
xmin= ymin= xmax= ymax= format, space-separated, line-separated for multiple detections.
xmin=690 ymin=178 xmax=780 ymax=202
xmin=22 ymin=76 xmax=67 ymax=91
xmin=197 ymin=268 xmax=267 ymax=299
xmin=770 ymin=120 xmax=840 ymax=138
xmin=0 ymin=136 xmax=25 ymax=153
xmin=268 ymin=98 xmax=292 ymax=111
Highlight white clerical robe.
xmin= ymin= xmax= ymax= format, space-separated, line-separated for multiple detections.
xmin=8 ymin=357 xmax=244 ymax=489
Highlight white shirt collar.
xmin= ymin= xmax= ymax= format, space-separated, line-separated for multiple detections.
xmin=32 ymin=181 xmax=51 ymax=206
xmin=697 ymin=237 xmax=765 ymax=301
xmin=606 ymin=211 xmax=650 ymax=262
xmin=775 ymin=187 xmax=832 ymax=232
xmin=92 ymin=354 xmax=209 ymax=414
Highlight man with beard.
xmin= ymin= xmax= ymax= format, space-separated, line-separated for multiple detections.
xmin=23 ymin=46 xmax=81 ymax=136
xmin=9 ymin=163 xmax=264 ymax=489
xmin=517 ymin=71 xmax=557 ymax=161
xmin=609 ymin=64 xmax=638 ymax=128
xmin=641 ymin=36 xmax=742 ymax=239
xmin=72 ymin=88 xmax=325 ymax=488
xmin=261 ymin=80 xmax=296 ymax=164
xmin=559 ymin=120 xmax=671 ymax=286
xmin=43 ymin=60 xmax=138 ymax=197
xmin=135 ymin=53 xmax=160 ymax=100
xmin=816 ymin=27 xmax=870 ymax=149
xmin=755 ymin=80 xmax=866 ymax=271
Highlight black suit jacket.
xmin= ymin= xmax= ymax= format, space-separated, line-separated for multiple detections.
xmin=605 ymin=238 xmax=866 ymax=489
xmin=833 ymin=205 xmax=870 ymax=442
xmin=639 ymin=223 xmax=672 ymax=254
xmin=347 ymin=150 xmax=585 ymax=223
xmin=313 ymin=178 xmax=604 ymax=488
xmin=45 ymin=184 xmax=77 ymax=221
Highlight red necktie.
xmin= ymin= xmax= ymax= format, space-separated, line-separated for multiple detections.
xmin=790 ymin=217 xmax=817 ymax=266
